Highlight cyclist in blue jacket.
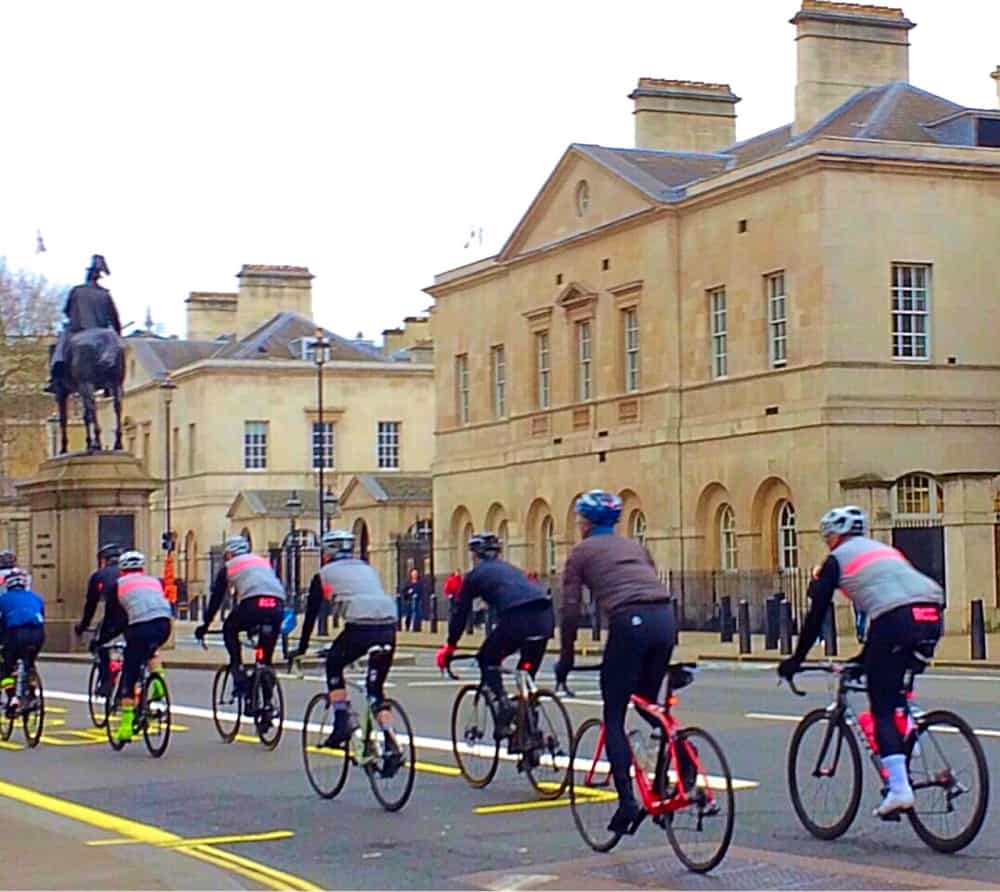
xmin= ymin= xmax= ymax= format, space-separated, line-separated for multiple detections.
xmin=0 ymin=569 xmax=45 ymax=713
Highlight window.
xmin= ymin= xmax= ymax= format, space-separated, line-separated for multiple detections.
xmin=577 ymin=320 xmax=593 ymax=401
xmin=542 ymin=516 xmax=557 ymax=575
xmin=536 ymin=332 xmax=551 ymax=409
xmin=777 ymin=501 xmax=798 ymax=570
xmin=491 ymin=345 xmax=506 ymax=418
xmin=243 ymin=421 xmax=268 ymax=470
xmin=710 ymin=288 xmax=727 ymax=379
xmin=187 ymin=423 xmax=196 ymax=475
xmin=455 ymin=354 xmax=470 ymax=424
xmin=575 ymin=179 xmax=590 ymax=216
xmin=623 ymin=308 xmax=640 ymax=392
xmin=312 ymin=421 xmax=334 ymax=470
xmin=895 ymin=473 xmax=943 ymax=517
xmin=497 ymin=519 xmax=509 ymax=549
xmin=628 ymin=510 xmax=647 ymax=547
xmin=719 ymin=504 xmax=737 ymax=571
xmin=767 ymin=272 xmax=787 ymax=369
xmin=377 ymin=421 xmax=400 ymax=470
xmin=891 ymin=264 xmax=930 ymax=360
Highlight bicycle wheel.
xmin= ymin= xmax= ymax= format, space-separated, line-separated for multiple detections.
xmin=302 ymin=692 xmax=349 ymax=798
xmin=142 ymin=672 xmax=171 ymax=758
xmin=87 ymin=662 xmax=107 ymax=728
xmin=662 ymin=727 xmax=735 ymax=873
xmin=105 ymin=675 xmax=127 ymax=751
xmin=211 ymin=665 xmax=241 ymax=742
xmin=0 ymin=692 xmax=13 ymax=742
xmin=366 ymin=698 xmax=416 ymax=812
xmin=22 ymin=670 xmax=44 ymax=748
xmin=253 ymin=668 xmax=284 ymax=750
xmin=569 ymin=717 xmax=623 ymax=853
xmin=451 ymin=685 xmax=500 ymax=788
xmin=525 ymin=689 xmax=573 ymax=800
xmin=788 ymin=708 xmax=862 ymax=840
xmin=906 ymin=709 xmax=989 ymax=853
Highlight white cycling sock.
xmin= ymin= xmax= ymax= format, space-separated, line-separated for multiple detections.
xmin=883 ymin=753 xmax=910 ymax=794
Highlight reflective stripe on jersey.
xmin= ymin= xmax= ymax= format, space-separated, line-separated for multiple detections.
xmin=226 ymin=554 xmax=285 ymax=604
xmin=118 ymin=573 xmax=172 ymax=624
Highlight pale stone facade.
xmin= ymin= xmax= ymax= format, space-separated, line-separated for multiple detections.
xmin=427 ymin=2 xmax=1000 ymax=631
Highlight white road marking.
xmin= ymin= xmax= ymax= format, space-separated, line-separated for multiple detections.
xmin=746 ymin=711 xmax=1000 ymax=738
xmin=407 ymin=680 xmax=466 ymax=688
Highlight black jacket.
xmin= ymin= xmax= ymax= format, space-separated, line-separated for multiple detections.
xmin=80 ymin=564 xmax=127 ymax=631
xmin=447 ymin=560 xmax=549 ymax=646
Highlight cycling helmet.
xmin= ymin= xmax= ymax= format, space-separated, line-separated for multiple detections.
xmin=321 ymin=529 xmax=354 ymax=559
xmin=468 ymin=532 xmax=501 ymax=559
xmin=3 ymin=569 xmax=27 ymax=590
xmin=819 ymin=506 xmax=867 ymax=538
xmin=224 ymin=535 xmax=250 ymax=557
xmin=118 ymin=550 xmax=145 ymax=572
xmin=0 ymin=550 xmax=15 ymax=570
xmin=574 ymin=490 xmax=622 ymax=528
xmin=97 ymin=543 xmax=121 ymax=563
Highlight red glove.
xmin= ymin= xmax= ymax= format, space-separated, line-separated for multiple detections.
xmin=435 ymin=643 xmax=456 ymax=671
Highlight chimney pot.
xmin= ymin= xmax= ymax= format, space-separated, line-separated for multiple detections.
xmin=629 ymin=79 xmax=740 ymax=153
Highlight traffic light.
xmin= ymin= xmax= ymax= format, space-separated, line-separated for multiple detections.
xmin=161 ymin=531 xmax=175 ymax=552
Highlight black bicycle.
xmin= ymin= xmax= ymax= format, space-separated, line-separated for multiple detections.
xmin=446 ymin=651 xmax=573 ymax=799
xmin=83 ymin=631 xmax=124 ymax=729
xmin=784 ymin=660 xmax=989 ymax=853
xmin=205 ymin=627 xmax=284 ymax=749
xmin=0 ymin=660 xmax=44 ymax=748
xmin=105 ymin=659 xmax=171 ymax=757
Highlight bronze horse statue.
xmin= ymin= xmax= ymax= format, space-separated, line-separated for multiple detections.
xmin=54 ymin=329 xmax=125 ymax=453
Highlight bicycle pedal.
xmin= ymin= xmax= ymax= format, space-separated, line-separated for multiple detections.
xmin=878 ymin=810 xmax=903 ymax=823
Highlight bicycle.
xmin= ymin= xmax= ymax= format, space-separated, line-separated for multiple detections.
xmin=105 ymin=657 xmax=171 ymax=757
xmin=0 ymin=658 xmax=44 ymax=748
xmin=446 ymin=650 xmax=574 ymax=800
xmin=204 ymin=627 xmax=284 ymax=750
xmin=297 ymin=645 xmax=416 ymax=812
xmin=566 ymin=662 xmax=734 ymax=873
xmin=84 ymin=632 xmax=124 ymax=729
xmin=784 ymin=660 xmax=989 ymax=853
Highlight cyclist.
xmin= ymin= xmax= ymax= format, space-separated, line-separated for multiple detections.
xmin=195 ymin=535 xmax=284 ymax=695
xmin=0 ymin=569 xmax=45 ymax=713
xmin=778 ymin=505 xmax=944 ymax=818
xmin=74 ymin=543 xmax=126 ymax=696
xmin=111 ymin=551 xmax=173 ymax=743
xmin=435 ymin=533 xmax=553 ymax=738
xmin=554 ymin=490 xmax=676 ymax=835
xmin=0 ymin=550 xmax=16 ymax=592
xmin=292 ymin=530 xmax=398 ymax=751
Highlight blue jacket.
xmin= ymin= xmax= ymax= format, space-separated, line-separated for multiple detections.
xmin=0 ymin=588 xmax=45 ymax=629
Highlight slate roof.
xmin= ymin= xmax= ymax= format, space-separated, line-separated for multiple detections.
xmin=229 ymin=489 xmax=323 ymax=518
xmin=216 ymin=312 xmax=388 ymax=363
xmin=354 ymin=474 xmax=432 ymax=504
xmin=128 ymin=338 xmax=221 ymax=381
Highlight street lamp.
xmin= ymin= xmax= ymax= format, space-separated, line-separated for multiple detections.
xmin=322 ymin=488 xmax=338 ymax=532
xmin=160 ymin=377 xmax=178 ymax=607
xmin=285 ymin=490 xmax=303 ymax=612
xmin=310 ymin=329 xmax=332 ymax=537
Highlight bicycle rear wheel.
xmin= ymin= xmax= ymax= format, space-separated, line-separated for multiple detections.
xmin=788 ymin=708 xmax=862 ymax=840
xmin=211 ymin=665 xmax=241 ymax=742
xmin=366 ymin=698 xmax=416 ymax=812
xmin=525 ymin=689 xmax=573 ymax=800
xmin=22 ymin=670 xmax=44 ymax=748
xmin=105 ymin=675 xmax=127 ymax=751
xmin=662 ymin=727 xmax=734 ymax=873
xmin=142 ymin=672 xmax=171 ymax=758
xmin=451 ymin=685 xmax=500 ymax=788
xmin=254 ymin=668 xmax=284 ymax=750
xmin=88 ymin=662 xmax=107 ymax=728
xmin=569 ymin=717 xmax=622 ymax=853
xmin=906 ymin=709 xmax=989 ymax=853
xmin=302 ymin=692 xmax=349 ymax=798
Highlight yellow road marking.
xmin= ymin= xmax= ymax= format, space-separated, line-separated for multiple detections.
xmin=415 ymin=760 xmax=461 ymax=777
xmin=0 ymin=740 xmax=23 ymax=751
xmin=0 ymin=780 xmax=319 ymax=891
xmin=474 ymin=794 xmax=615 ymax=815
xmin=88 ymin=830 xmax=294 ymax=848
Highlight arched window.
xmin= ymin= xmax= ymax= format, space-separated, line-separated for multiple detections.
xmin=895 ymin=474 xmax=944 ymax=517
xmin=628 ymin=510 xmax=647 ymax=547
xmin=575 ymin=179 xmax=590 ymax=216
xmin=462 ymin=522 xmax=475 ymax=571
xmin=352 ymin=519 xmax=370 ymax=563
xmin=777 ymin=501 xmax=798 ymax=570
xmin=240 ymin=527 xmax=253 ymax=552
xmin=719 ymin=505 xmax=737 ymax=571
xmin=541 ymin=516 xmax=556 ymax=576
xmin=497 ymin=520 xmax=509 ymax=550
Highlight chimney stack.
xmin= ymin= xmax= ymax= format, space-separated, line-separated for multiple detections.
xmin=791 ymin=2 xmax=915 ymax=135
xmin=992 ymin=66 xmax=1000 ymax=108
xmin=629 ymin=79 xmax=740 ymax=153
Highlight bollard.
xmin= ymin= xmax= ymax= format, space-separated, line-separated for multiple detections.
xmin=823 ymin=605 xmax=838 ymax=657
xmin=672 ymin=599 xmax=680 ymax=646
xmin=431 ymin=596 xmax=439 ymax=635
xmin=720 ymin=596 xmax=734 ymax=643
xmin=591 ymin=604 xmax=601 ymax=642
xmin=397 ymin=597 xmax=403 ymax=632
xmin=738 ymin=599 xmax=752 ymax=654
xmin=765 ymin=595 xmax=781 ymax=650
xmin=971 ymin=599 xmax=987 ymax=661
xmin=779 ymin=601 xmax=793 ymax=655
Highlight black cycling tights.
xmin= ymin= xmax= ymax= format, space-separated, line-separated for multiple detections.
xmin=223 ymin=597 xmax=283 ymax=671
xmin=477 ymin=601 xmax=553 ymax=705
xmin=600 ymin=604 xmax=675 ymax=805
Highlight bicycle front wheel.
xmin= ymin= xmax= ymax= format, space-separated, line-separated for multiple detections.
xmin=254 ymin=668 xmax=284 ymax=750
xmin=366 ymin=698 xmax=416 ymax=812
xmin=569 ymin=717 xmax=622 ymax=853
xmin=788 ymin=708 xmax=862 ymax=840
xmin=663 ymin=727 xmax=735 ymax=873
xmin=22 ymin=670 xmax=44 ymax=748
xmin=105 ymin=676 xmax=127 ymax=751
xmin=87 ymin=662 xmax=107 ymax=728
xmin=525 ymin=689 xmax=573 ymax=800
xmin=142 ymin=672 xmax=171 ymax=758
xmin=907 ymin=709 xmax=989 ymax=853
xmin=302 ymin=693 xmax=349 ymax=798
xmin=211 ymin=665 xmax=241 ymax=742
xmin=451 ymin=685 xmax=500 ymax=788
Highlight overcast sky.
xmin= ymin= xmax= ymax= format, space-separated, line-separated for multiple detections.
xmin=2 ymin=1 xmax=997 ymax=341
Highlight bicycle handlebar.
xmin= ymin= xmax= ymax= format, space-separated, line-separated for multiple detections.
xmin=781 ymin=661 xmax=865 ymax=697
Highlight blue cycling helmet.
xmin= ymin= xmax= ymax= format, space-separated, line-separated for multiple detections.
xmin=468 ymin=532 xmax=501 ymax=559
xmin=574 ymin=490 xmax=623 ymax=527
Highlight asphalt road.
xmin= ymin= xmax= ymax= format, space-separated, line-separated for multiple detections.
xmin=4 ymin=648 xmax=999 ymax=890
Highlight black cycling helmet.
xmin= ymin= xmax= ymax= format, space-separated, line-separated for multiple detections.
xmin=97 ymin=543 xmax=121 ymax=563
xmin=468 ymin=532 xmax=501 ymax=560
xmin=0 ymin=550 xmax=15 ymax=570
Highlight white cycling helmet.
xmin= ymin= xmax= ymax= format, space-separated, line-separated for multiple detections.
xmin=224 ymin=535 xmax=250 ymax=557
xmin=119 ymin=550 xmax=145 ymax=571
xmin=321 ymin=529 xmax=354 ymax=558
xmin=819 ymin=506 xmax=867 ymax=539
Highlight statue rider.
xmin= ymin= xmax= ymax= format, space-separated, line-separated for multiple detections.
xmin=46 ymin=255 xmax=122 ymax=393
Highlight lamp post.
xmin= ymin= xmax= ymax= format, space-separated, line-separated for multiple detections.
xmin=310 ymin=329 xmax=332 ymax=536
xmin=285 ymin=490 xmax=303 ymax=612
xmin=160 ymin=377 xmax=178 ymax=607
xmin=323 ymin=488 xmax=338 ymax=532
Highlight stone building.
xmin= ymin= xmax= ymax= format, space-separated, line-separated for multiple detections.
xmin=426 ymin=1 xmax=1000 ymax=631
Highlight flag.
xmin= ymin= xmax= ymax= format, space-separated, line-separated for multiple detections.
xmin=463 ymin=226 xmax=483 ymax=250
xmin=35 ymin=229 xmax=46 ymax=254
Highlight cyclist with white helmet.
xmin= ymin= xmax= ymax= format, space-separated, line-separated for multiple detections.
xmin=778 ymin=505 xmax=944 ymax=818
xmin=0 ymin=568 xmax=45 ymax=713
xmin=292 ymin=530 xmax=399 ymax=751
xmin=0 ymin=550 xmax=16 ymax=593
xmin=196 ymin=535 xmax=284 ymax=694
xmin=110 ymin=551 xmax=172 ymax=742
xmin=555 ymin=490 xmax=677 ymax=836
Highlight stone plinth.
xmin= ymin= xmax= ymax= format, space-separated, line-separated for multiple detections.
xmin=16 ymin=452 xmax=160 ymax=651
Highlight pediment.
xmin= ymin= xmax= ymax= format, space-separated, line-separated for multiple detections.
xmin=555 ymin=281 xmax=599 ymax=311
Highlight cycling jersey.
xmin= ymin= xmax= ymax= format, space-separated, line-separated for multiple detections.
xmin=224 ymin=554 xmax=285 ymax=605
xmin=79 ymin=564 xmax=127 ymax=632
xmin=299 ymin=560 xmax=396 ymax=653
xmin=115 ymin=573 xmax=172 ymax=625
xmin=447 ymin=560 xmax=549 ymax=646
xmin=0 ymin=588 xmax=44 ymax=629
